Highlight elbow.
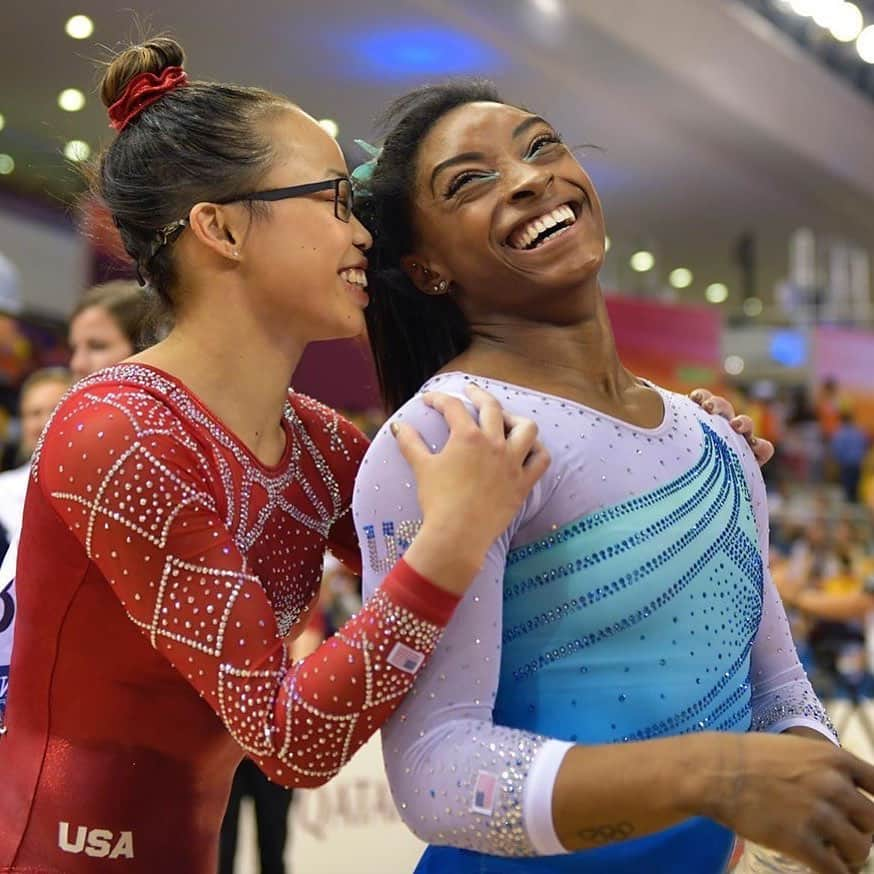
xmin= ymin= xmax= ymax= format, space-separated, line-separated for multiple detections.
xmin=396 ymin=805 xmax=444 ymax=847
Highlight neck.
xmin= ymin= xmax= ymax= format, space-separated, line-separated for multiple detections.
xmin=130 ymin=281 xmax=306 ymax=464
xmin=454 ymin=288 xmax=635 ymax=402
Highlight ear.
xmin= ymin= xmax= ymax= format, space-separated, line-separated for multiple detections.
xmin=187 ymin=202 xmax=245 ymax=263
xmin=400 ymin=254 xmax=452 ymax=296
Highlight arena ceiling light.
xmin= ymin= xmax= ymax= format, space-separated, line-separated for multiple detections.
xmin=829 ymin=2 xmax=864 ymax=41
xmin=857 ymin=24 xmax=874 ymax=61
xmin=629 ymin=250 xmax=654 ymax=272
xmin=724 ymin=355 xmax=745 ymax=375
xmin=811 ymin=0 xmax=843 ymax=27
xmin=705 ymin=283 xmax=729 ymax=303
xmin=669 ymin=268 xmax=693 ymax=289
xmin=0 ymin=113 xmax=5 ymax=132
xmin=743 ymin=297 xmax=764 ymax=317
xmin=58 ymin=88 xmax=85 ymax=112
xmin=531 ymin=0 xmax=562 ymax=15
xmin=64 ymin=140 xmax=91 ymax=162
xmin=318 ymin=119 xmax=339 ymax=138
xmin=65 ymin=15 xmax=94 ymax=39
xmin=0 ymin=155 xmax=14 ymax=175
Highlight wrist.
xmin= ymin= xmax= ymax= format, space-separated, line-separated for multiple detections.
xmin=404 ymin=521 xmax=484 ymax=596
xmin=671 ymin=733 xmax=737 ymax=823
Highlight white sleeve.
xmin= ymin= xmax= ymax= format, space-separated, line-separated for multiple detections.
xmin=353 ymin=396 xmax=572 ymax=856
xmin=725 ymin=427 xmax=837 ymax=742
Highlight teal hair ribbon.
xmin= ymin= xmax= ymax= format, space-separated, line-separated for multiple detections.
xmin=350 ymin=139 xmax=382 ymax=196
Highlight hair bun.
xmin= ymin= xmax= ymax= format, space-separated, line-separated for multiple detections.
xmin=100 ymin=37 xmax=186 ymax=108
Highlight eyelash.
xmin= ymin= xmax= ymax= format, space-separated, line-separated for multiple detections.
xmin=527 ymin=132 xmax=562 ymax=157
xmin=444 ymin=132 xmax=564 ymax=197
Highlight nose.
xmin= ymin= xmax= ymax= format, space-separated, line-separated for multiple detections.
xmin=70 ymin=348 xmax=89 ymax=380
xmin=506 ymin=163 xmax=554 ymax=204
xmin=351 ymin=212 xmax=373 ymax=253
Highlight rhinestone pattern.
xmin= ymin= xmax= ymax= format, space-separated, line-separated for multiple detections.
xmin=33 ymin=365 xmax=454 ymax=787
xmin=354 ymin=372 xmax=835 ymax=863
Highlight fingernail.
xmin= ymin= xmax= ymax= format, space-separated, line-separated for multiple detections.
xmin=732 ymin=419 xmax=742 ymax=430
xmin=390 ymin=422 xmax=399 ymax=437
xmin=691 ymin=391 xmax=703 ymax=402
xmin=749 ymin=437 xmax=758 ymax=446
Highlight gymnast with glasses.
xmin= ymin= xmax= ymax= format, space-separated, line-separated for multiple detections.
xmin=0 ymin=39 xmax=551 ymax=873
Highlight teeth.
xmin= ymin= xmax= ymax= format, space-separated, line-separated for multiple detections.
xmin=340 ymin=268 xmax=368 ymax=287
xmin=508 ymin=204 xmax=576 ymax=250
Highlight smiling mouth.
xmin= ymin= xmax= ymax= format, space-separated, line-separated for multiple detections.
xmin=339 ymin=267 xmax=368 ymax=288
xmin=505 ymin=201 xmax=582 ymax=251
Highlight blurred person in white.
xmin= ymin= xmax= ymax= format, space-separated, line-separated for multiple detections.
xmin=0 ymin=368 xmax=73 ymax=546
xmin=0 ymin=368 xmax=73 ymax=728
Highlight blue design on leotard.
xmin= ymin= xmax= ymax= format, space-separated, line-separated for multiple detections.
xmin=416 ymin=424 xmax=762 ymax=873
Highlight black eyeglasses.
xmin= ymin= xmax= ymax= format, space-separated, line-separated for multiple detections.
xmin=152 ymin=176 xmax=354 ymax=256
xmin=218 ymin=176 xmax=354 ymax=222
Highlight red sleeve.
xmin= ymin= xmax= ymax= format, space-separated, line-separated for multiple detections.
xmin=37 ymin=389 xmax=457 ymax=788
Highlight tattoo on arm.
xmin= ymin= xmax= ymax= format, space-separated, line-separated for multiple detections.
xmin=576 ymin=821 xmax=635 ymax=845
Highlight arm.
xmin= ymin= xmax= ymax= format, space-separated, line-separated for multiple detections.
xmin=39 ymin=389 xmax=462 ymax=788
xmin=355 ymin=398 xmax=568 ymax=856
xmin=726 ymin=426 xmax=837 ymax=742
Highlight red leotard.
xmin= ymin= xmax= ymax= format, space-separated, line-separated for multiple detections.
xmin=0 ymin=365 xmax=457 ymax=873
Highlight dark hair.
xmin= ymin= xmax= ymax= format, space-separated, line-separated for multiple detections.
xmin=358 ymin=80 xmax=504 ymax=413
xmin=95 ymin=37 xmax=292 ymax=308
xmin=71 ymin=280 xmax=166 ymax=352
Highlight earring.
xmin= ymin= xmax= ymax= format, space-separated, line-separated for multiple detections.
xmin=432 ymin=279 xmax=449 ymax=294
xmin=233 ymin=250 xmax=240 ymax=258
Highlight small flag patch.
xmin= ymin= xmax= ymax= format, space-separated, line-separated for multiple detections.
xmin=471 ymin=771 xmax=499 ymax=815
xmin=387 ymin=642 xmax=425 ymax=674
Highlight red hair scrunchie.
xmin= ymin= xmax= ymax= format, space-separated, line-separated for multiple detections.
xmin=107 ymin=66 xmax=189 ymax=133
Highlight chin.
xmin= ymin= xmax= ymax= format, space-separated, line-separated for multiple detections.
xmin=323 ymin=310 xmax=367 ymax=343
xmin=542 ymin=256 xmax=603 ymax=289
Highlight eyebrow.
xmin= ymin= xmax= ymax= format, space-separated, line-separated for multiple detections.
xmin=428 ymin=116 xmax=552 ymax=194
xmin=512 ymin=115 xmax=549 ymax=139
xmin=429 ymin=152 xmax=486 ymax=194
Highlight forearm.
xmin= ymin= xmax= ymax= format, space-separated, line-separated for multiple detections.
xmin=403 ymin=519 xmax=484 ymax=595
xmin=552 ymin=733 xmax=724 ymax=851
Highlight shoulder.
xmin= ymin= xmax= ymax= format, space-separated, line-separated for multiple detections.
xmin=32 ymin=369 xmax=210 ymax=486
xmin=665 ymin=388 xmax=761 ymax=484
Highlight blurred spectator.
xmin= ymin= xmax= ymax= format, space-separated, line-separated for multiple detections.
xmin=816 ymin=376 xmax=848 ymax=440
xmin=831 ymin=412 xmax=868 ymax=503
xmin=0 ymin=368 xmax=72 ymax=551
xmin=69 ymin=280 xmax=166 ymax=380
xmin=319 ymin=552 xmax=363 ymax=635
xmin=781 ymin=388 xmax=825 ymax=483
